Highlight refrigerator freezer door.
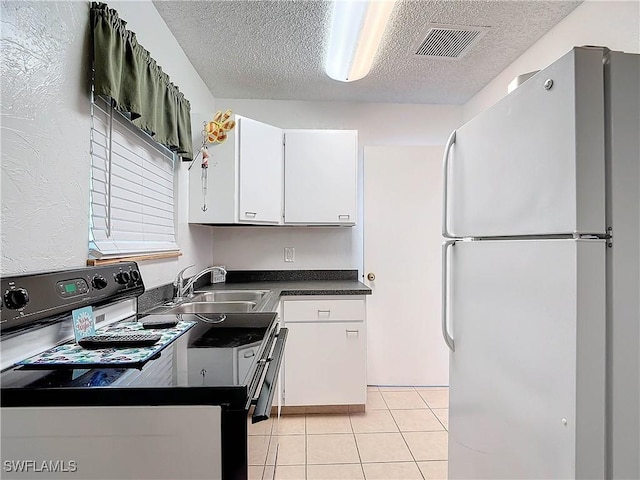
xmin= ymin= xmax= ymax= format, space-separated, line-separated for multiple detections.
xmin=447 ymin=239 xmax=605 ymax=479
xmin=446 ymin=47 xmax=605 ymax=237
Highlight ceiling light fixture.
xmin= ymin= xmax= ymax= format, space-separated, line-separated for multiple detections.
xmin=325 ymin=0 xmax=398 ymax=82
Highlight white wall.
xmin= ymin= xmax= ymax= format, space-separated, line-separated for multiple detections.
xmin=464 ymin=0 xmax=640 ymax=120
xmin=0 ymin=1 xmax=215 ymax=288
xmin=210 ymin=99 xmax=463 ymax=274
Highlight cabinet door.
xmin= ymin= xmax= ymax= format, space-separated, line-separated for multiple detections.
xmin=284 ymin=130 xmax=357 ymax=225
xmin=283 ymin=321 xmax=366 ymax=406
xmin=237 ymin=117 xmax=283 ymax=224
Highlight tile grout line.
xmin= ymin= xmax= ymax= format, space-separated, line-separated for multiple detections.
xmin=348 ymin=407 xmax=367 ymax=479
xmin=417 ymin=389 xmax=449 ymax=432
xmin=265 ymin=417 xmax=273 ymax=480
xmin=388 ymin=387 xmax=427 ymax=480
xmin=263 ymin=388 xmax=447 ymax=479
xmin=370 ymin=387 xmax=432 ymax=477
xmin=415 ymin=388 xmax=450 ymax=474
xmin=303 ymin=414 xmax=307 ymax=480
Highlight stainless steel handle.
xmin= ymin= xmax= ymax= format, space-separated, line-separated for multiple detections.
xmin=441 ymin=240 xmax=456 ymax=351
xmin=245 ymin=211 xmax=257 ymax=218
xmin=442 ymin=130 xmax=457 ymax=239
xmin=193 ymin=313 xmax=226 ymax=324
xmin=252 ymin=328 xmax=288 ymax=424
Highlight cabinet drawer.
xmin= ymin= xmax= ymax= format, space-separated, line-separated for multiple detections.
xmin=283 ymin=299 xmax=365 ymax=322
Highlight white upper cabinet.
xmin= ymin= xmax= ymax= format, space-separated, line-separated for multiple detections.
xmin=237 ymin=117 xmax=283 ymax=224
xmin=284 ymin=130 xmax=358 ymax=225
xmin=189 ymin=119 xmax=358 ymax=226
xmin=189 ymin=115 xmax=283 ymax=225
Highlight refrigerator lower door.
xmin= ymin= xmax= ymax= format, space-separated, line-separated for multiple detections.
xmin=447 ymin=239 xmax=605 ymax=479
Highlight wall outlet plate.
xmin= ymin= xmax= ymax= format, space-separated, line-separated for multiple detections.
xmin=284 ymin=247 xmax=295 ymax=262
xmin=211 ymin=267 xmax=226 ymax=284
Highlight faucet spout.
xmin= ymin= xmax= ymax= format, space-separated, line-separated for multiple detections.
xmin=173 ymin=265 xmax=195 ymax=303
xmin=174 ymin=265 xmax=227 ymax=302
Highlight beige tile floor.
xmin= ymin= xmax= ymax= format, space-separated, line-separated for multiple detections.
xmin=248 ymin=386 xmax=449 ymax=480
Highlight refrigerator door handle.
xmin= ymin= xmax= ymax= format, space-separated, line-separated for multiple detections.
xmin=441 ymin=240 xmax=456 ymax=351
xmin=441 ymin=130 xmax=457 ymax=239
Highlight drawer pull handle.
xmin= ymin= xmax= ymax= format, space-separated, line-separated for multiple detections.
xmin=244 ymin=350 xmax=256 ymax=358
xmin=318 ymin=310 xmax=331 ymax=317
xmin=245 ymin=211 xmax=257 ymax=218
xmin=346 ymin=329 xmax=359 ymax=335
xmin=338 ymin=214 xmax=350 ymax=220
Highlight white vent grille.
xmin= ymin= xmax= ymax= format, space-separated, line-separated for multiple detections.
xmin=414 ymin=24 xmax=488 ymax=59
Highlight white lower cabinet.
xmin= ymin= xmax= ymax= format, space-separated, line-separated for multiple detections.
xmin=282 ymin=297 xmax=366 ymax=406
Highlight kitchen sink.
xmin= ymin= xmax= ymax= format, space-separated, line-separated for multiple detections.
xmin=191 ymin=290 xmax=269 ymax=303
xmin=165 ymin=301 xmax=257 ymax=314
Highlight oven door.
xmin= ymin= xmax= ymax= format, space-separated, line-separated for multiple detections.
xmin=250 ymin=327 xmax=288 ymax=423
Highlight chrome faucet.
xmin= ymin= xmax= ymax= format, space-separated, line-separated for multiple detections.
xmin=173 ymin=265 xmax=227 ymax=303
xmin=173 ymin=264 xmax=195 ymax=303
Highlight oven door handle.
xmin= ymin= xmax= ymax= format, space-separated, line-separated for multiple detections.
xmin=251 ymin=328 xmax=288 ymax=424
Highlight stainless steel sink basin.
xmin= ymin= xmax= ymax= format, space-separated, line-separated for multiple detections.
xmin=165 ymin=301 xmax=257 ymax=314
xmin=191 ymin=290 xmax=268 ymax=303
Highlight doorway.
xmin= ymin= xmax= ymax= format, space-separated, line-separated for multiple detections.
xmin=363 ymin=145 xmax=447 ymax=386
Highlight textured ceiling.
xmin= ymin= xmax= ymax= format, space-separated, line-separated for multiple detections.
xmin=153 ymin=0 xmax=582 ymax=104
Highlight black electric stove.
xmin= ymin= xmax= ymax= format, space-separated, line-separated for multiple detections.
xmin=0 ymin=264 xmax=287 ymax=480
xmin=1 ymin=312 xmax=279 ymax=405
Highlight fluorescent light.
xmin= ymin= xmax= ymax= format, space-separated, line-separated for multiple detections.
xmin=326 ymin=0 xmax=397 ymax=82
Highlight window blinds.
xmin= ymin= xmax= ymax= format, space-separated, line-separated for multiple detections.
xmin=89 ymin=96 xmax=179 ymax=258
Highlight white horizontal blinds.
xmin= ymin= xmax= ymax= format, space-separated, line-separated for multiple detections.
xmin=90 ymin=96 xmax=179 ymax=258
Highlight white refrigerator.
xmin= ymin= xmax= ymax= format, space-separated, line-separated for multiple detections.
xmin=442 ymin=46 xmax=639 ymax=479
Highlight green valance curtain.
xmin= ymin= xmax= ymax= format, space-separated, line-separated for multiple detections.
xmin=90 ymin=2 xmax=193 ymax=160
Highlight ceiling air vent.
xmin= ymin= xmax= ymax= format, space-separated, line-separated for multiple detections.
xmin=413 ymin=24 xmax=488 ymax=59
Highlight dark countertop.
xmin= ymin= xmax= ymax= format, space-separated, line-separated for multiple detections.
xmin=199 ymin=279 xmax=372 ymax=313
xmin=138 ymin=270 xmax=371 ymax=315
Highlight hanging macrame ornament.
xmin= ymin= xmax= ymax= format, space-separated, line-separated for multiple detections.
xmin=188 ymin=110 xmax=237 ymax=212
xmin=204 ymin=110 xmax=236 ymax=144
xmin=200 ymin=146 xmax=210 ymax=211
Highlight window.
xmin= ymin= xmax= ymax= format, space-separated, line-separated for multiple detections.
xmin=89 ymin=96 xmax=179 ymax=259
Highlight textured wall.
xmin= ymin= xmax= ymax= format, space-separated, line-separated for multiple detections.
xmin=464 ymin=0 xmax=640 ymax=120
xmin=0 ymin=1 xmax=215 ymax=288
xmin=1 ymin=1 xmax=90 ymax=273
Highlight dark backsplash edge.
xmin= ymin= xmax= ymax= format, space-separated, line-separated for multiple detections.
xmin=225 ymin=269 xmax=359 ymax=283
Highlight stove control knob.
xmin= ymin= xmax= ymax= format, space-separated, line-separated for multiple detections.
xmin=115 ymin=271 xmax=130 ymax=285
xmin=92 ymin=275 xmax=108 ymax=290
xmin=130 ymin=270 xmax=141 ymax=284
xmin=4 ymin=288 xmax=29 ymax=310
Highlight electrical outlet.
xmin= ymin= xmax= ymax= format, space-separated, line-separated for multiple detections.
xmin=212 ymin=266 xmax=226 ymax=284
xmin=284 ymin=247 xmax=295 ymax=262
